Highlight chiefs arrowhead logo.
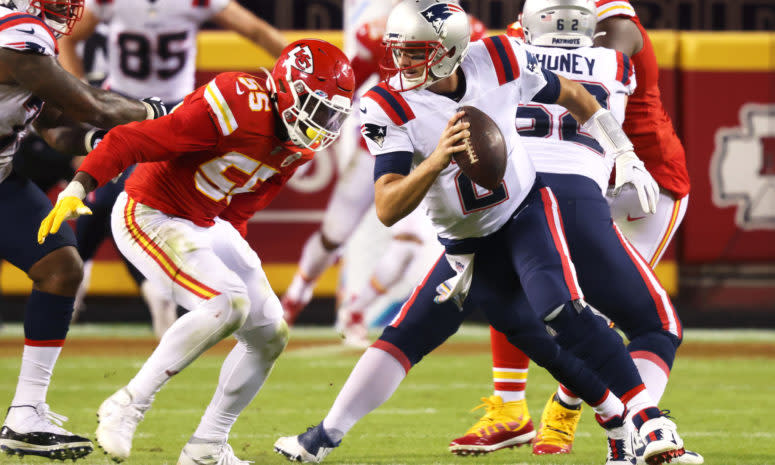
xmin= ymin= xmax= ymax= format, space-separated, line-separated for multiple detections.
xmin=711 ymin=103 xmax=775 ymax=230
xmin=362 ymin=123 xmax=387 ymax=148
xmin=285 ymin=44 xmax=314 ymax=75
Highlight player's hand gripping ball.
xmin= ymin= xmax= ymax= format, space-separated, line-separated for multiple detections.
xmin=452 ymin=106 xmax=507 ymax=191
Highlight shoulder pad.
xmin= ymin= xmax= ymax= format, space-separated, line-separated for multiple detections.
xmin=0 ymin=13 xmax=57 ymax=55
xmin=596 ymin=0 xmax=636 ymax=21
xmin=203 ymin=72 xmax=273 ymax=136
xmin=362 ymin=83 xmax=415 ymax=126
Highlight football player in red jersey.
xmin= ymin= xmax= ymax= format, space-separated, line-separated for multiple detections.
xmin=282 ymin=6 xmax=488 ymax=347
xmin=455 ymin=2 xmax=700 ymax=463
xmin=38 ymin=39 xmax=354 ymax=464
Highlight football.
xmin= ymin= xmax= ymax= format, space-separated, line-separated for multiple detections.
xmin=452 ymin=105 xmax=507 ymax=191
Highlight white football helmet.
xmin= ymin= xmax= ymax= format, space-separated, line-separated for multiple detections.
xmin=521 ymin=0 xmax=597 ymax=48
xmin=1 ymin=0 xmax=84 ymax=36
xmin=381 ymin=0 xmax=470 ymax=91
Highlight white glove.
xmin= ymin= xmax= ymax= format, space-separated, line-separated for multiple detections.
xmin=613 ymin=151 xmax=659 ymax=214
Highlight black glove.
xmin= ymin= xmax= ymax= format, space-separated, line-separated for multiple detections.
xmin=141 ymin=97 xmax=168 ymax=119
xmin=84 ymin=128 xmax=108 ymax=152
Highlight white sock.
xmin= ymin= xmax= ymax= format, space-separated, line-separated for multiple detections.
xmin=127 ymin=294 xmax=247 ymax=404
xmin=591 ymin=390 xmax=625 ymax=421
xmin=495 ymin=390 xmax=525 ymax=402
xmin=192 ymin=321 xmax=287 ymax=442
xmin=624 ymin=389 xmax=657 ymax=425
xmin=556 ymin=385 xmax=584 ymax=407
xmin=322 ymin=347 xmax=407 ymax=442
xmin=633 ymin=357 xmax=669 ymax=404
xmin=11 ymin=346 xmax=62 ymax=406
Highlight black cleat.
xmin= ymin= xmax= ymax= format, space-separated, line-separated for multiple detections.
xmin=1 ymin=404 xmax=93 ymax=461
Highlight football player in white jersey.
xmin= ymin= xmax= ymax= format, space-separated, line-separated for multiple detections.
xmin=56 ymin=0 xmax=287 ymax=338
xmin=0 ymin=0 xmax=168 ymax=460
xmin=274 ymin=2 xmax=686 ymax=464
xmin=448 ymin=1 xmax=698 ymax=463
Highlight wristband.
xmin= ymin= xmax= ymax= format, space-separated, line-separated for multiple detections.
xmin=59 ymin=180 xmax=87 ymax=201
xmin=580 ymin=108 xmax=633 ymax=157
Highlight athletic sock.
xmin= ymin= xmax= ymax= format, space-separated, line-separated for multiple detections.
xmin=631 ymin=354 xmax=670 ymax=403
xmin=589 ymin=389 xmax=625 ymax=422
xmin=12 ymin=290 xmax=73 ymax=406
xmin=556 ymin=384 xmax=584 ymax=408
xmin=490 ymin=327 xmax=528 ymax=402
xmin=322 ymin=347 xmax=407 ymax=442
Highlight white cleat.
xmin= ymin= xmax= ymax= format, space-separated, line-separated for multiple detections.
xmin=0 ymin=403 xmax=93 ymax=461
xmin=274 ymin=424 xmax=340 ymax=463
xmin=335 ymin=305 xmax=370 ymax=349
xmin=638 ymin=415 xmax=685 ymax=465
xmin=178 ymin=438 xmax=253 ymax=465
xmin=95 ymin=387 xmax=148 ymax=462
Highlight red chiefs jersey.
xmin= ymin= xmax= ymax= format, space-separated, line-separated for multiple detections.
xmin=78 ymin=71 xmax=314 ymax=236
xmin=596 ymin=0 xmax=690 ymax=197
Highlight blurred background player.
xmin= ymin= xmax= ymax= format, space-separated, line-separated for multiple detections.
xmin=449 ymin=0 xmax=698 ymax=463
xmin=281 ymin=0 xmax=487 ymax=347
xmin=57 ymin=0 xmax=287 ymax=338
xmin=0 ymin=0 xmax=168 ymax=460
xmin=38 ymin=39 xmax=355 ymax=464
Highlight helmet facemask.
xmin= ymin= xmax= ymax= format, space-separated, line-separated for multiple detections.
xmin=381 ymin=37 xmax=448 ymax=92
xmin=17 ymin=0 xmax=84 ymax=36
xmin=279 ymin=77 xmax=352 ymax=152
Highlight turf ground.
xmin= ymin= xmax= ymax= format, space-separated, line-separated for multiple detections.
xmin=1 ymin=324 xmax=774 ymax=465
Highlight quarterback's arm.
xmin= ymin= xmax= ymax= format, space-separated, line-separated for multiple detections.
xmin=213 ymin=0 xmax=287 ymax=58
xmin=0 ymin=48 xmax=148 ymax=128
xmin=374 ymin=111 xmax=469 ymax=226
xmin=57 ymin=7 xmax=100 ymax=79
xmin=595 ymin=16 xmax=643 ymax=57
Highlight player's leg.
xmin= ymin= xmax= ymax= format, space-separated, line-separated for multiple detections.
xmin=95 ymin=193 xmax=252 ymax=461
xmin=0 ymin=172 xmax=93 ymax=461
xmin=335 ymin=207 xmax=429 ymax=347
xmin=282 ymin=151 xmax=375 ymax=323
xmin=507 ymin=184 xmax=684 ymax=464
xmin=274 ymin=254 xmax=470 ymax=463
xmin=448 ymin=326 xmax=532 ymax=455
xmin=180 ymin=219 xmax=289 ymax=464
xmin=609 ymin=187 xmax=689 ymax=267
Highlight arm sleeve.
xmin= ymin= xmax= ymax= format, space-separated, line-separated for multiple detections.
xmin=78 ymin=93 xmax=220 ymax=186
xmin=374 ymin=151 xmax=413 ymax=181
xmin=596 ymin=0 xmax=636 ymax=21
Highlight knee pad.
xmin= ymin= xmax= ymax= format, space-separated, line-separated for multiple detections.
xmin=203 ymin=287 xmax=251 ymax=336
xmin=236 ymin=318 xmax=289 ymax=363
xmin=546 ymin=301 xmax=623 ymax=361
xmin=628 ymin=331 xmax=681 ymax=370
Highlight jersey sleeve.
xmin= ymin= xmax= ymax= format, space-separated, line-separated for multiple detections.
xmin=0 ymin=13 xmax=57 ymax=55
xmin=596 ymin=0 xmax=636 ymax=21
xmin=78 ymin=89 xmax=220 ymax=186
xmin=201 ymin=71 xmax=274 ymax=137
xmin=614 ymin=50 xmax=637 ymax=95
xmin=359 ymin=89 xmax=414 ymax=157
xmin=207 ymin=0 xmax=230 ymax=17
xmin=510 ymin=39 xmax=549 ymax=104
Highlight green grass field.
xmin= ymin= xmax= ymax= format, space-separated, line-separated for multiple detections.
xmin=1 ymin=324 xmax=774 ymax=465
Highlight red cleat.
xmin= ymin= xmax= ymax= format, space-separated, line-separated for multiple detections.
xmin=449 ymin=396 xmax=536 ymax=456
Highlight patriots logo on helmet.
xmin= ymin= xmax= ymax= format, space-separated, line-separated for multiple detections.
xmin=420 ymin=3 xmax=464 ymax=34
xmin=362 ymin=123 xmax=387 ymax=148
xmin=285 ymin=44 xmax=314 ymax=74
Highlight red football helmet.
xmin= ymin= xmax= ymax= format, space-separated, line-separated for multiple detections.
xmin=11 ymin=0 xmax=85 ymax=36
xmin=270 ymin=39 xmax=355 ymax=151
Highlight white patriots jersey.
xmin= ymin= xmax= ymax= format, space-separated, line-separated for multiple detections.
xmin=87 ymin=0 xmax=229 ymax=103
xmin=0 ymin=6 xmax=54 ymax=182
xmin=360 ymin=36 xmax=548 ymax=241
xmin=518 ymin=45 xmax=636 ymax=192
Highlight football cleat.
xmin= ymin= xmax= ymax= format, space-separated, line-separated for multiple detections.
xmin=0 ymin=403 xmax=93 ymax=461
xmin=178 ymin=438 xmax=252 ymax=465
xmin=448 ymin=395 xmax=535 ymax=455
xmin=335 ymin=302 xmax=370 ymax=349
xmin=274 ymin=423 xmax=340 ymax=463
xmin=633 ymin=428 xmax=703 ymax=464
xmin=532 ymin=393 xmax=582 ymax=455
xmin=597 ymin=415 xmax=635 ymax=465
xmin=95 ymin=387 xmax=149 ymax=462
xmin=632 ymin=409 xmax=686 ymax=465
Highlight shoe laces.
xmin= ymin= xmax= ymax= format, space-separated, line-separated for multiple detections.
xmin=15 ymin=403 xmax=71 ymax=435
xmin=465 ymin=396 xmax=509 ymax=436
xmin=535 ymin=399 xmax=580 ymax=445
xmin=216 ymin=443 xmax=253 ymax=465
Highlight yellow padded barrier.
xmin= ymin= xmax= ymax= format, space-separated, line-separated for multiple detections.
xmin=679 ymin=32 xmax=775 ymax=71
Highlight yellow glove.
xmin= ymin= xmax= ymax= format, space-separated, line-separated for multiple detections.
xmin=38 ymin=181 xmax=92 ymax=244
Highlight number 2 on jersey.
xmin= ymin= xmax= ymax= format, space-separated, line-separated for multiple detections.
xmin=516 ymin=82 xmax=610 ymax=155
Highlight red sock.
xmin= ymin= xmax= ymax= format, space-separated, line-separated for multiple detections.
xmin=490 ymin=327 xmax=530 ymax=402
